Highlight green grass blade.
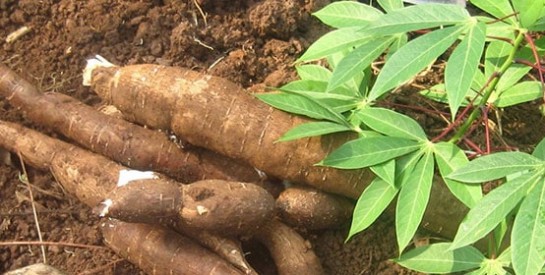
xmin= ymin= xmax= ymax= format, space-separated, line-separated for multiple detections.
xmin=396 ymin=152 xmax=434 ymax=253
xmin=355 ymin=107 xmax=427 ymax=141
xmin=445 ymin=21 xmax=486 ymax=119
xmin=360 ymin=4 xmax=469 ymax=36
xmin=256 ymin=93 xmax=345 ymax=124
xmin=395 ymin=243 xmax=485 ymax=273
xmin=277 ymin=121 xmax=352 ymax=142
xmin=512 ymin=180 xmax=545 ymax=275
xmin=297 ymin=27 xmax=369 ymax=62
xmin=320 ymin=136 xmax=420 ymax=169
xmin=328 ymin=37 xmax=394 ymax=92
xmin=469 ymin=0 xmax=516 ymax=25
xmin=512 ymin=0 xmax=545 ymax=28
xmin=532 ymin=138 xmax=545 ymax=161
xmin=434 ymin=142 xmax=482 ymax=208
xmin=347 ymin=177 xmax=398 ymax=240
xmin=450 ymin=173 xmax=539 ymax=250
xmin=313 ymin=1 xmax=383 ymax=28
xmin=495 ymin=81 xmax=544 ymax=107
xmin=447 ymin=152 xmax=543 ymax=183
xmin=370 ymin=159 xmax=396 ymax=188
xmin=369 ymin=25 xmax=464 ymax=101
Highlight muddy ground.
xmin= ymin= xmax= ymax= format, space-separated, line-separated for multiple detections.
xmin=1 ymin=0 xmax=543 ymax=274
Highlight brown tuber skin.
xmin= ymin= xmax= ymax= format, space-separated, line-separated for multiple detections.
xmin=0 ymin=63 xmax=262 ymax=184
xmin=254 ymin=219 xmax=324 ymax=275
xmin=97 ymin=179 xmax=276 ymax=236
xmin=0 ymin=120 xmax=258 ymax=273
xmin=89 ymin=64 xmax=372 ymax=199
xmin=276 ymin=186 xmax=354 ymax=230
xmin=88 ymin=64 xmax=470 ymax=239
xmin=102 ymin=219 xmax=245 ymax=275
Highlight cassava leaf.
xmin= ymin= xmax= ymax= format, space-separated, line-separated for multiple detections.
xmin=450 ymin=172 xmax=540 ymax=250
xmin=532 ymin=137 xmax=545 ymax=161
xmin=512 ymin=180 xmax=545 ymax=275
xmin=495 ymin=81 xmax=544 ymax=107
xmin=395 ymin=243 xmax=485 ymax=273
xmin=328 ymin=37 xmax=395 ymax=92
xmin=313 ymin=1 xmax=383 ymax=28
xmin=359 ymin=4 xmax=469 ymax=36
xmin=277 ymin=121 xmax=352 ymax=142
xmin=320 ymin=136 xmax=420 ymax=169
xmin=477 ymin=16 xmax=515 ymax=41
xmin=347 ymin=177 xmax=398 ymax=240
xmin=484 ymin=40 xmax=513 ymax=82
xmin=355 ymin=107 xmax=427 ymax=141
xmin=447 ymin=152 xmax=543 ymax=183
xmin=469 ymin=0 xmax=516 ymax=25
xmin=377 ymin=0 xmax=403 ymax=12
xmin=396 ymin=152 xmax=434 ymax=253
xmin=256 ymin=93 xmax=346 ymax=125
xmin=297 ymin=27 xmax=369 ymax=62
xmin=445 ymin=21 xmax=486 ymax=119
xmin=370 ymin=159 xmax=396 ymax=188
xmin=495 ymin=39 xmax=545 ymax=93
xmin=512 ymin=0 xmax=545 ymax=28
xmin=434 ymin=142 xmax=482 ymax=208
xmin=296 ymin=64 xmax=331 ymax=82
xmin=369 ymin=25 xmax=464 ymax=100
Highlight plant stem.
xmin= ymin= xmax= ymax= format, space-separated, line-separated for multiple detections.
xmin=449 ymin=31 xmax=526 ymax=144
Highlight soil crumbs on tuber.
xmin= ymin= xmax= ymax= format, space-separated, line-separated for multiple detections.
xmin=1 ymin=0 xmax=542 ymax=274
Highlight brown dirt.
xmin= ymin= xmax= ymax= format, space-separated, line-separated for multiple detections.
xmin=0 ymin=0 xmax=419 ymax=274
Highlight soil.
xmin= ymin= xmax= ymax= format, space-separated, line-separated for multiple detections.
xmin=1 ymin=0 xmax=543 ymax=274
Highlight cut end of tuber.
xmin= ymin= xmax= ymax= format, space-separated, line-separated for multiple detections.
xmin=117 ymin=169 xmax=158 ymax=187
xmin=82 ymin=55 xmax=116 ymax=86
xmin=96 ymin=199 xmax=113 ymax=217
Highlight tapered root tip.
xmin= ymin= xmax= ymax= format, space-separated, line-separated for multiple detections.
xmin=82 ymin=55 xmax=116 ymax=86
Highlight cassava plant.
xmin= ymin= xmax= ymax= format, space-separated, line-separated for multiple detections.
xmin=259 ymin=0 xmax=545 ymax=274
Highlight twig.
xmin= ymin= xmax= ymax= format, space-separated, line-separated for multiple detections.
xmin=0 ymin=240 xmax=107 ymax=250
xmin=192 ymin=0 xmax=208 ymax=27
xmin=17 ymin=152 xmax=47 ymax=264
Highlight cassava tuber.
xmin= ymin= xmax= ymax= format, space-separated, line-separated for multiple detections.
xmin=0 ymin=63 xmax=262 ymax=184
xmin=86 ymin=63 xmax=372 ymax=199
xmin=96 ymin=178 xmax=275 ymax=236
xmin=86 ymin=62 xmax=469 ymax=239
xmin=0 ymin=120 xmax=261 ymax=273
xmin=276 ymin=186 xmax=354 ymax=230
xmin=101 ymin=219 xmax=245 ymax=275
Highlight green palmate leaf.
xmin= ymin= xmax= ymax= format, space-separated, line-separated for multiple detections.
xmin=484 ymin=40 xmax=513 ymax=82
xmin=297 ymin=27 xmax=368 ymax=62
xmin=320 ymin=136 xmax=420 ymax=169
xmin=434 ymin=142 xmax=482 ymax=208
xmin=512 ymin=0 xmax=545 ymax=28
xmin=369 ymin=25 xmax=465 ymax=101
xmin=347 ymin=177 xmax=398 ymax=240
xmin=377 ymin=0 xmax=403 ymax=12
xmin=256 ymin=93 xmax=345 ymax=125
xmin=387 ymin=33 xmax=408 ymax=60
xmin=495 ymin=39 xmax=545 ymax=92
xmin=493 ymin=220 xmax=509 ymax=257
xmin=495 ymin=81 xmax=544 ymax=107
xmin=445 ymin=21 xmax=486 ymax=119
xmin=395 ymin=243 xmax=485 ymax=273
xmin=396 ymin=152 xmax=434 ymax=253
xmin=313 ymin=1 xmax=383 ymax=28
xmin=477 ymin=16 xmax=515 ymax=41
xmin=370 ymin=159 xmax=396 ymax=188
xmin=277 ymin=121 xmax=352 ymax=142
xmin=281 ymin=78 xmax=356 ymax=97
xmin=450 ymin=172 xmax=540 ymax=250
xmin=355 ymin=107 xmax=428 ymax=141
xmin=512 ymin=179 xmax=545 ymax=275
xmin=328 ymin=37 xmax=395 ymax=92
xmin=296 ymin=64 xmax=331 ymax=82
xmin=497 ymin=247 xmax=512 ymax=267
xmin=360 ymin=4 xmax=469 ymax=36
xmin=447 ymin=152 xmax=543 ymax=183
xmin=470 ymin=0 xmax=516 ymax=25
xmin=473 ymin=258 xmax=510 ymax=275
xmin=471 ymin=68 xmax=486 ymax=91
xmin=532 ymin=137 xmax=545 ymax=161
xmin=530 ymin=16 xmax=545 ymax=31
